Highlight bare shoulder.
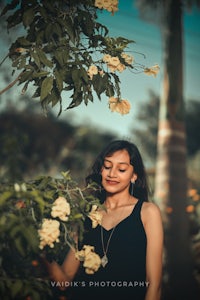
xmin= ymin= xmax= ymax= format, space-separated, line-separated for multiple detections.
xmin=141 ymin=201 xmax=162 ymax=224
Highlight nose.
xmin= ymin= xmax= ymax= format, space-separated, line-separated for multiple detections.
xmin=108 ymin=167 xmax=117 ymax=178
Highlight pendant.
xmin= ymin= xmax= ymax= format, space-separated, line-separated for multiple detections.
xmin=101 ymin=254 xmax=108 ymax=267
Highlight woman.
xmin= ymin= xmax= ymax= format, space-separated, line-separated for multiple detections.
xmin=48 ymin=140 xmax=163 ymax=300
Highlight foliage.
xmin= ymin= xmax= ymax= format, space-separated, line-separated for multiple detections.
xmin=0 ymin=171 xmax=101 ymax=299
xmin=0 ymin=109 xmax=116 ymax=182
xmin=0 ymin=0 xmax=153 ymax=115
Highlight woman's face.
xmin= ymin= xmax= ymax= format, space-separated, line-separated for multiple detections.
xmin=101 ymin=149 xmax=137 ymax=194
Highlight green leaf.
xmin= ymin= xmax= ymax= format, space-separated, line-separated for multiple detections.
xmin=30 ymin=50 xmax=41 ymax=68
xmin=1 ymin=0 xmax=20 ymax=17
xmin=32 ymin=71 xmax=50 ymax=78
xmin=72 ymin=69 xmax=81 ymax=88
xmin=92 ymin=73 xmax=107 ymax=98
xmin=54 ymin=50 xmax=64 ymax=66
xmin=22 ymin=8 xmax=35 ymax=28
xmin=105 ymin=83 xmax=115 ymax=98
xmin=17 ymin=55 xmax=27 ymax=69
xmin=17 ymin=37 xmax=32 ymax=46
xmin=15 ymin=237 xmax=26 ymax=256
xmin=65 ymin=18 xmax=76 ymax=44
xmin=53 ymin=23 xmax=63 ymax=39
xmin=37 ymin=49 xmax=53 ymax=68
xmin=0 ymin=191 xmax=13 ymax=206
xmin=73 ymin=213 xmax=83 ymax=219
xmin=12 ymin=56 xmax=22 ymax=68
xmin=54 ymin=69 xmax=63 ymax=92
xmin=40 ymin=76 xmax=54 ymax=101
xmin=19 ymin=70 xmax=33 ymax=83
xmin=10 ymin=279 xmax=23 ymax=298
xmin=6 ymin=10 xmax=22 ymax=29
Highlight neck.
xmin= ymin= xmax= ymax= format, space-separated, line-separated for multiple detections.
xmin=104 ymin=192 xmax=132 ymax=209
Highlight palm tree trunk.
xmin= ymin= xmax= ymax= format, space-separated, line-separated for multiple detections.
xmin=154 ymin=0 xmax=199 ymax=298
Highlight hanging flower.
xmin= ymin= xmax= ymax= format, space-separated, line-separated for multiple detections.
xmin=75 ymin=245 xmax=101 ymax=274
xmin=87 ymin=65 xmax=98 ymax=80
xmin=144 ymin=64 xmax=160 ymax=77
xmin=103 ymin=52 xmax=133 ymax=73
xmin=38 ymin=219 xmax=60 ymax=249
xmin=121 ymin=52 xmax=134 ymax=65
xmin=51 ymin=196 xmax=71 ymax=221
xmin=88 ymin=205 xmax=102 ymax=228
xmin=95 ymin=0 xmax=118 ymax=15
xmin=109 ymin=97 xmax=131 ymax=115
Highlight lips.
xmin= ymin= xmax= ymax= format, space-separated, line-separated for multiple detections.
xmin=106 ymin=180 xmax=119 ymax=185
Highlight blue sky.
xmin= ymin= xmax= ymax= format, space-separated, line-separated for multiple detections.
xmin=0 ymin=0 xmax=200 ymax=138
xmin=64 ymin=0 xmax=200 ymax=138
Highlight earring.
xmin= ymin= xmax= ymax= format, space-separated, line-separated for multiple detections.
xmin=130 ymin=181 xmax=135 ymax=196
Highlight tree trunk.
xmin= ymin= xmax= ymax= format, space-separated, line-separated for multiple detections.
xmin=154 ymin=0 xmax=199 ymax=299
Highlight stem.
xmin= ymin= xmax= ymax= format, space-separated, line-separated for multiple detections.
xmin=62 ymin=223 xmax=76 ymax=251
xmin=31 ymin=207 xmax=37 ymax=222
xmin=0 ymin=71 xmax=23 ymax=96
xmin=0 ymin=54 xmax=9 ymax=67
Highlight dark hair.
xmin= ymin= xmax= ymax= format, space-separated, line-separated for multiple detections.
xmin=86 ymin=140 xmax=149 ymax=202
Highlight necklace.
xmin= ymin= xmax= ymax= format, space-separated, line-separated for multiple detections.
xmin=100 ymin=226 xmax=116 ymax=267
xmin=100 ymin=196 xmax=132 ymax=267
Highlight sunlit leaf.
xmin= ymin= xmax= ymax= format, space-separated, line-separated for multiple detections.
xmin=40 ymin=76 xmax=54 ymax=101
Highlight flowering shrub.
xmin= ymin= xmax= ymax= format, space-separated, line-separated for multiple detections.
xmin=1 ymin=0 xmax=159 ymax=116
xmin=0 ymin=171 xmax=102 ymax=299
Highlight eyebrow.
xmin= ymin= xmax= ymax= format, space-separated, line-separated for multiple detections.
xmin=104 ymin=159 xmax=130 ymax=166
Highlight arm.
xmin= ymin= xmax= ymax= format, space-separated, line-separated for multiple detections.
xmin=46 ymin=248 xmax=80 ymax=289
xmin=141 ymin=202 xmax=164 ymax=300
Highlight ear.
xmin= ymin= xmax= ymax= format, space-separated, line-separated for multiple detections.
xmin=131 ymin=173 xmax=137 ymax=183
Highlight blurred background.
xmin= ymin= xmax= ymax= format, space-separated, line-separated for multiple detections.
xmin=1 ymin=0 xmax=199 ymax=183
xmin=0 ymin=0 xmax=200 ymax=299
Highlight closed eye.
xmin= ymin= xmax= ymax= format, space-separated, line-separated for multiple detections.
xmin=104 ymin=166 xmax=111 ymax=170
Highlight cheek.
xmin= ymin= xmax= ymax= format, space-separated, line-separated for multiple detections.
xmin=101 ymin=168 xmax=106 ymax=178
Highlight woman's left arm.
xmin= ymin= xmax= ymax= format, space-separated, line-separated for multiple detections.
xmin=142 ymin=202 xmax=164 ymax=300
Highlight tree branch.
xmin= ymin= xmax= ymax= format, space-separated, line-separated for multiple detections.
xmin=0 ymin=72 xmax=23 ymax=96
xmin=0 ymin=54 xmax=9 ymax=67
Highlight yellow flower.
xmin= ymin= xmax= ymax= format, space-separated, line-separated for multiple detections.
xmin=117 ymin=63 xmax=126 ymax=72
xmin=75 ymin=245 xmax=101 ymax=274
xmin=121 ymin=52 xmax=134 ymax=65
xmin=87 ymin=65 xmax=98 ymax=80
xmin=38 ymin=219 xmax=60 ymax=249
xmin=95 ymin=0 xmax=118 ymax=15
xmin=144 ymin=64 xmax=160 ymax=77
xmin=109 ymin=56 xmax=120 ymax=67
xmin=88 ymin=205 xmax=102 ymax=228
xmin=109 ymin=97 xmax=131 ymax=115
xmin=51 ymin=196 xmax=70 ymax=221
xmin=102 ymin=54 xmax=111 ymax=63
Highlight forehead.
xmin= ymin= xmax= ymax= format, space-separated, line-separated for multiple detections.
xmin=104 ymin=149 xmax=130 ymax=164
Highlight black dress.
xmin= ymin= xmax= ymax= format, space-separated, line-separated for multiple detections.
xmin=68 ymin=199 xmax=147 ymax=300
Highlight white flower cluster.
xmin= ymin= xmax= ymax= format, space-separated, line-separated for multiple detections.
xmin=38 ymin=196 xmax=71 ymax=249
xmin=103 ymin=53 xmax=134 ymax=73
xmin=109 ymin=97 xmax=131 ymax=115
xmin=38 ymin=219 xmax=60 ymax=249
xmin=75 ymin=245 xmax=101 ymax=274
xmin=88 ymin=205 xmax=102 ymax=228
xmin=51 ymin=196 xmax=71 ymax=221
xmin=95 ymin=0 xmax=118 ymax=14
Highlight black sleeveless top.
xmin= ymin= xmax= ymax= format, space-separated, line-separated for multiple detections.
xmin=67 ymin=199 xmax=147 ymax=300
